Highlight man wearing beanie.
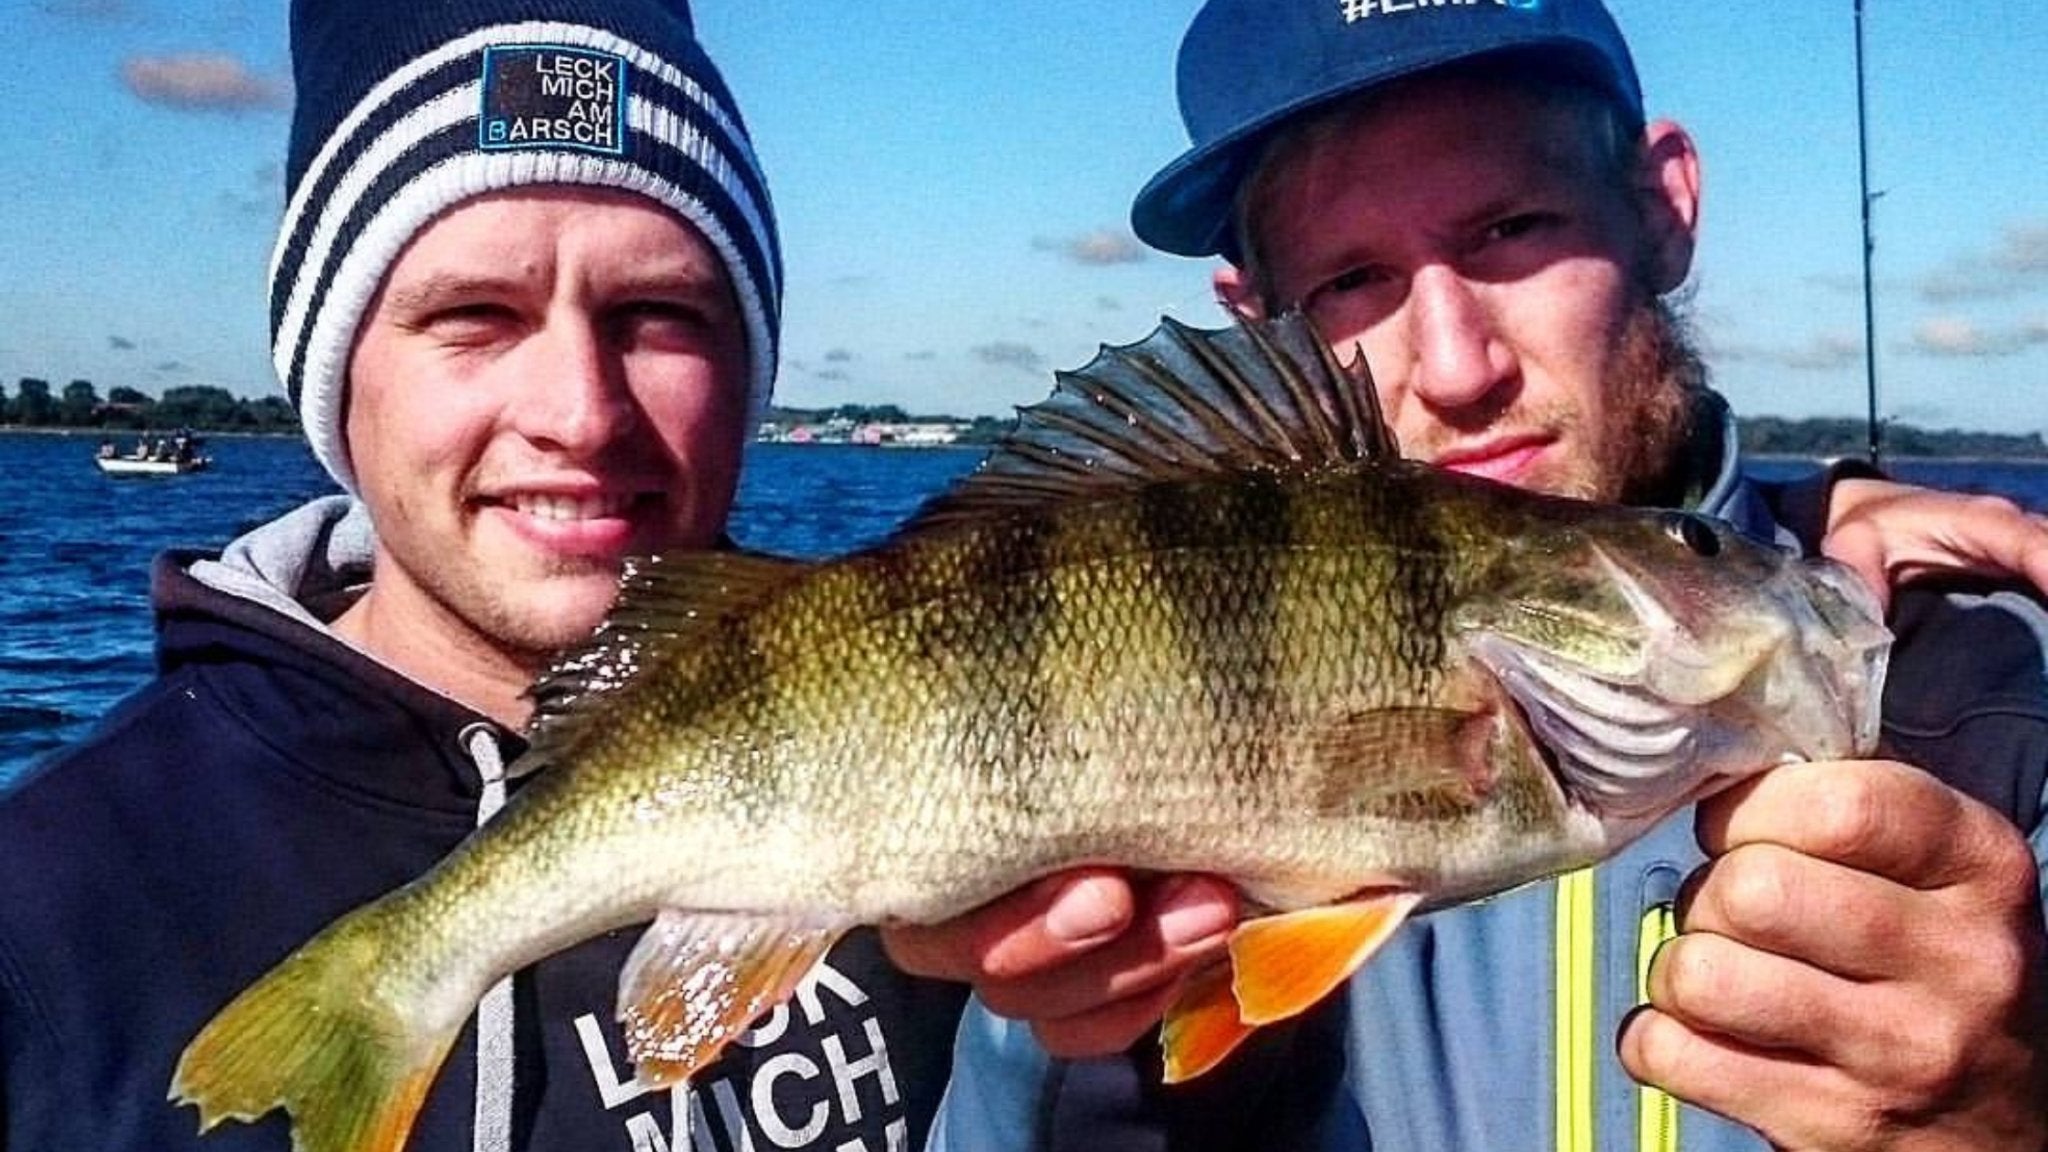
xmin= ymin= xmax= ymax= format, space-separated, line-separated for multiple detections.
xmin=0 ymin=2 xmax=963 ymax=1149
xmin=901 ymin=2 xmax=2048 ymax=1150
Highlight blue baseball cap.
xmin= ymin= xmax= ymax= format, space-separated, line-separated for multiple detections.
xmin=1132 ymin=0 xmax=1643 ymax=258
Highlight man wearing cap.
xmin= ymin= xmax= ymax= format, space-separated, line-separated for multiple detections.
xmin=0 ymin=1 xmax=965 ymax=1149
xmin=896 ymin=2 xmax=2048 ymax=1150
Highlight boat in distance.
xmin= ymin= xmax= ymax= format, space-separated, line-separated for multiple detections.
xmin=94 ymin=432 xmax=211 ymax=476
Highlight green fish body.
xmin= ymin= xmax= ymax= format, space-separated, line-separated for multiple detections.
xmin=172 ymin=316 xmax=1890 ymax=1152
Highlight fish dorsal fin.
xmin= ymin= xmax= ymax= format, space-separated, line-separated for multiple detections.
xmin=522 ymin=550 xmax=810 ymax=763
xmin=903 ymin=314 xmax=1396 ymax=533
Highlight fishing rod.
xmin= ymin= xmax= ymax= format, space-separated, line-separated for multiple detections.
xmin=1855 ymin=0 xmax=1883 ymax=466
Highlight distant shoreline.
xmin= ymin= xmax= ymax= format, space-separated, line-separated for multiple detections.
xmin=0 ymin=426 xmax=302 ymax=441
xmin=1746 ymin=451 xmax=2048 ymax=467
xmin=5 ymin=426 xmax=2044 ymax=465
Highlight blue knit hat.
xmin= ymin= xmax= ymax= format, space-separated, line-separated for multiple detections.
xmin=1133 ymin=0 xmax=1642 ymax=259
xmin=271 ymin=0 xmax=781 ymax=493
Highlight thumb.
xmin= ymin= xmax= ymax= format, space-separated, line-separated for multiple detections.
xmin=1818 ymin=519 xmax=1892 ymax=615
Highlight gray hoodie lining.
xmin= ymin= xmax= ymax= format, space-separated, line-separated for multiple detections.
xmin=466 ymin=724 xmax=516 ymax=1152
xmin=185 ymin=494 xmax=374 ymax=632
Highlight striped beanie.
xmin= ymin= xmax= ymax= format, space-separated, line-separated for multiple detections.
xmin=271 ymin=0 xmax=781 ymax=493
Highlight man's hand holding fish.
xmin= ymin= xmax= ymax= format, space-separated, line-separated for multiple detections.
xmin=1626 ymin=758 xmax=2048 ymax=1150
xmin=884 ymin=869 xmax=1242 ymax=1058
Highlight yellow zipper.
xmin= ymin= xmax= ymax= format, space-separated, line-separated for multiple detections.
xmin=1636 ymin=901 xmax=1680 ymax=1152
xmin=1554 ymin=869 xmax=1596 ymax=1152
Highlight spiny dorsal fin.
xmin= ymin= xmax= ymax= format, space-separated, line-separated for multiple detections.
xmin=522 ymin=550 xmax=811 ymax=763
xmin=904 ymin=314 xmax=1396 ymax=532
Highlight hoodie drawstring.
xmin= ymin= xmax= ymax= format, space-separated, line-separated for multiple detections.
xmin=462 ymin=723 xmax=516 ymax=1152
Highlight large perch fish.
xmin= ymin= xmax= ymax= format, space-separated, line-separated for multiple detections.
xmin=172 ymin=316 xmax=1890 ymax=1152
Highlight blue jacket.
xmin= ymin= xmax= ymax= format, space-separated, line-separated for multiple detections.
xmin=928 ymin=445 xmax=2048 ymax=1152
xmin=0 ymin=497 xmax=967 ymax=1152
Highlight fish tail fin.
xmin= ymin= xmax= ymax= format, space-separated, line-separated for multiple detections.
xmin=171 ymin=912 xmax=458 ymax=1152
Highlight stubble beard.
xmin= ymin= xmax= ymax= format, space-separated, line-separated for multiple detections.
xmin=1598 ymin=296 xmax=1711 ymax=507
xmin=1535 ymin=295 xmax=1709 ymax=507
xmin=418 ymin=548 xmax=622 ymax=670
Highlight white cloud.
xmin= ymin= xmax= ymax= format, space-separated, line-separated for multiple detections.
xmin=122 ymin=54 xmax=285 ymax=113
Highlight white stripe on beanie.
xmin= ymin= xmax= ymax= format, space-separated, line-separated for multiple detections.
xmin=272 ymin=20 xmax=774 ymax=307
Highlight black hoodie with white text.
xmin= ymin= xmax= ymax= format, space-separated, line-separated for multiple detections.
xmin=0 ymin=496 xmax=968 ymax=1152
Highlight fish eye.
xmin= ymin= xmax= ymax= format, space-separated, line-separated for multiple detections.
xmin=1662 ymin=513 xmax=1721 ymax=557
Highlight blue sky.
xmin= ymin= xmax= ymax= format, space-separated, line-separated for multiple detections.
xmin=1 ymin=0 xmax=2041 ymax=436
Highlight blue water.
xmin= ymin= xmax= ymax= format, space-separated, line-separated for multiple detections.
xmin=0 ymin=432 xmax=983 ymax=776
xmin=2 ymin=428 xmax=2042 ymax=779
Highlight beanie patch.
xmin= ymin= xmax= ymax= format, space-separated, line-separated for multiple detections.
xmin=479 ymin=44 xmax=628 ymax=155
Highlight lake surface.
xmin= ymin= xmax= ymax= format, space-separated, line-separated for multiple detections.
xmin=3 ymin=428 xmax=2043 ymax=779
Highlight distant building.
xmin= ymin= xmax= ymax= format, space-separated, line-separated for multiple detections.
xmin=756 ymin=417 xmax=967 ymax=446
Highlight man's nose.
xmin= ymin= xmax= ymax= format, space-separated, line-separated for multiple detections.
xmin=1404 ymin=265 xmax=1511 ymax=409
xmin=512 ymin=320 xmax=638 ymax=451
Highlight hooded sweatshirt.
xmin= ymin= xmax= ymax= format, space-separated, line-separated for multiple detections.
xmin=0 ymin=495 xmax=967 ymax=1152
xmin=926 ymin=418 xmax=2048 ymax=1152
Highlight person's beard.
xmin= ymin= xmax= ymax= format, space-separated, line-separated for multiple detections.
xmin=1590 ymin=295 xmax=1712 ymax=508
xmin=1381 ymin=293 xmax=1713 ymax=507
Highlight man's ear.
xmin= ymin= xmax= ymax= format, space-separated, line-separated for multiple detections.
xmin=1635 ymin=119 xmax=1702 ymax=294
xmin=1212 ymin=263 xmax=1267 ymax=322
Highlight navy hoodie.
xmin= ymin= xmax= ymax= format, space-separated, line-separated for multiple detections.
xmin=0 ymin=496 xmax=967 ymax=1152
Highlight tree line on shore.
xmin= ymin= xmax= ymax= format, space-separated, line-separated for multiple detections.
xmin=1 ymin=378 xmax=297 ymax=433
xmin=1738 ymin=415 xmax=2047 ymax=460
xmin=4 ymin=377 xmax=2044 ymax=459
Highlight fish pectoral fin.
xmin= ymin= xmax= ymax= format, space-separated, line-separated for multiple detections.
xmin=617 ymin=909 xmax=848 ymax=1087
xmin=1313 ymin=706 xmax=1499 ymax=814
xmin=1159 ymin=960 xmax=1253 ymax=1084
xmin=1228 ymin=891 xmax=1423 ymax=1026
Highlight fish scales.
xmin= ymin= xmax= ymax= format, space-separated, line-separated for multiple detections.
xmin=379 ymin=469 xmax=1527 ymax=947
xmin=548 ymin=466 xmax=1550 ymax=916
xmin=171 ymin=315 xmax=1891 ymax=1151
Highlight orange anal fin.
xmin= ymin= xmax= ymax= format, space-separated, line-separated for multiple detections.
xmin=1159 ymin=960 xmax=1254 ymax=1084
xmin=1229 ymin=891 xmax=1422 ymax=1025
xmin=618 ymin=909 xmax=848 ymax=1087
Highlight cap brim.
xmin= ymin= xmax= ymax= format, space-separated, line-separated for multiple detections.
xmin=1130 ymin=86 xmax=1331 ymax=260
xmin=1131 ymin=38 xmax=1637 ymax=260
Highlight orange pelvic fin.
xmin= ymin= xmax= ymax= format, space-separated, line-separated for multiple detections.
xmin=1159 ymin=960 xmax=1254 ymax=1084
xmin=618 ymin=909 xmax=847 ymax=1086
xmin=1229 ymin=890 xmax=1422 ymax=1025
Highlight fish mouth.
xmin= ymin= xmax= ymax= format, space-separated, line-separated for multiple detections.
xmin=1802 ymin=557 xmax=1891 ymax=757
